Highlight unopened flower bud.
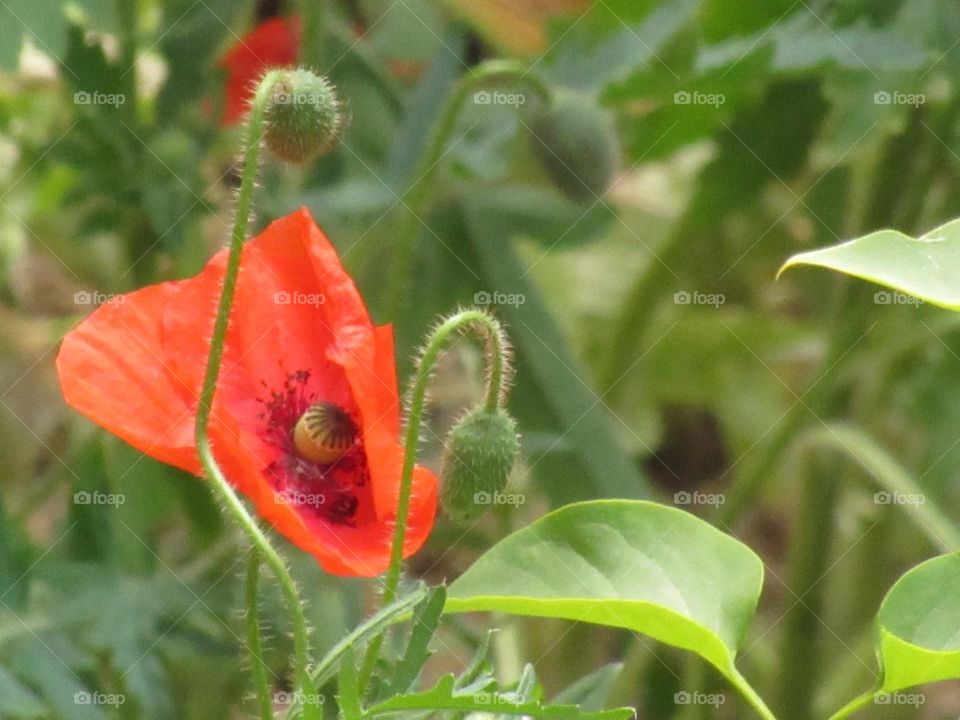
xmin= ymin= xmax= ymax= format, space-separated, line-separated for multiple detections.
xmin=440 ymin=407 xmax=520 ymax=524
xmin=528 ymin=91 xmax=619 ymax=204
xmin=264 ymin=69 xmax=344 ymax=163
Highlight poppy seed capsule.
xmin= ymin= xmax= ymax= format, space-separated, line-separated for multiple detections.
xmin=528 ymin=91 xmax=619 ymax=204
xmin=264 ymin=69 xmax=343 ymax=163
xmin=293 ymin=402 xmax=358 ymax=464
xmin=440 ymin=407 xmax=520 ymax=524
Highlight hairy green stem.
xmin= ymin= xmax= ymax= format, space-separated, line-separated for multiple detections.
xmin=383 ymin=61 xmax=552 ymax=327
xmin=246 ymin=550 xmax=274 ymax=720
xmin=193 ymin=69 xmax=321 ymax=720
xmin=358 ymin=309 xmax=512 ymax=690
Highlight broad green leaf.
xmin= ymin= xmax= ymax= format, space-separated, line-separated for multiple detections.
xmin=780 ymin=218 xmax=960 ymax=310
xmin=876 ymin=553 xmax=960 ymax=691
xmin=445 ymin=500 xmax=769 ymax=715
xmin=364 ymin=674 xmax=634 ymax=720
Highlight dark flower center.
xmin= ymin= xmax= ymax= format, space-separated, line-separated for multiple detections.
xmin=257 ymin=371 xmax=368 ymax=525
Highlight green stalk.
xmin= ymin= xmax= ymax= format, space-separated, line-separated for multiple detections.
xmin=246 ymin=550 xmax=274 ymax=720
xmin=774 ymin=452 xmax=839 ymax=720
xmin=358 ymin=309 xmax=512 ymax=691
xmin=383 ymin=61 xmax=551 ymax=328
xmin=301 ymin=0 xmax=324 ymax=70
xmin=825 ymin=689 xmax=877 ymax=720
xmin=193 ymin=69 xmax=321 ymax=720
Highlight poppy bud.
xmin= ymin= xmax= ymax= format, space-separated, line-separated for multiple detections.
xmin=527 ymin=91 xmax=619 ymax=204
xmin=264 ymin=69 xmax=344 ymax=163
xmin=440 ymin=407 xmax=520 ymax=524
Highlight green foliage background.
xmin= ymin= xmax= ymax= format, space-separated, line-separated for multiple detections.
xmin=2 ymin=0 xmax=960 ymax=718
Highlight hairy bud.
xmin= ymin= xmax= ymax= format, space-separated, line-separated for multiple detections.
xmin=440 ymin=407 xmax=520 ymax=524
xmin=528 ymin=91 xmax=619 ymax=204
xmin=264 ymin=69 xmax=344 ymax=163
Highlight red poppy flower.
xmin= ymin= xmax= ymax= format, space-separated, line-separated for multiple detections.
xmin=56 ymin=209 xmax=438 ymax=577
xmin=220 ymin=16 xmax=301 ymax=126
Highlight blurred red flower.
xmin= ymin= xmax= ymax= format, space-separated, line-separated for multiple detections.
xmin=220 ymin=16 xmax=300 ymax=126
xmin=57 ymin=209 xmax=437 ymax=576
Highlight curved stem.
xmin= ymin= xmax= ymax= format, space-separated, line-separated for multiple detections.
xmin=246 ymin=550 xmax=274 ymax=720
xmin=383 ymin=61 xmax=552 ymax=325
xmin=729 ymin=668 xmax=778 ymax=720
xmin=193 ymin=69 xmax=321 ymax=720
xmin=358 ymin=309 xmax=512 ymax=690
xmin=826 ymin=689 xmax=877 ymax=720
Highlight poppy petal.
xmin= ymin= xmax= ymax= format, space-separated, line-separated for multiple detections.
xmin=56 ymin=283 xmax=202 ymax=475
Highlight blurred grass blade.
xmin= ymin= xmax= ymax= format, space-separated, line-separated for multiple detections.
xmin=804 ymin=423 xmax=960 ymax=552
xmin=308 ymin=583 xmax=430 ymax=688
xmin=386 ymin=585 xmax=446 ymax=696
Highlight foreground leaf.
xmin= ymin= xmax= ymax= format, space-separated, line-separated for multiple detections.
xmin=779 ymin=218 xmax=960 ymax=310
xmin=876 ymin=553 xmax=960 ymax=691
xmin=364 ymin=674 xmax=633 ymax=720
xmin=445 ymin=500 xmax=772 ymax=717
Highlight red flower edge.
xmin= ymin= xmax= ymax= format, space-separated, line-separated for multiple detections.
xmin=220 ymin=16 xmax=301 ymax=127
xmin=57 ymin=209 xmax=437 ymax=576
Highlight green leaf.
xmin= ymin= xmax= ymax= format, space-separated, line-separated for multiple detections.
xmin=387 ymin=586 xmax=447 ymax=695
xmin=553 ymin=664 xmax=623 ymax=711
xmin=445 ymin=501 xmax=772 ymax=717
xmin=779 ymin=218 xmax=960 ymax=311
xmin=364 ymin=674 xmax=634 ymax=720
xmin=542 ymin=0 xmax=698 ymax=93
xmin=876 ymin=553 xmax=960 ymax=691
xmin=309 ymin=583 xmax=430 ymax=687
